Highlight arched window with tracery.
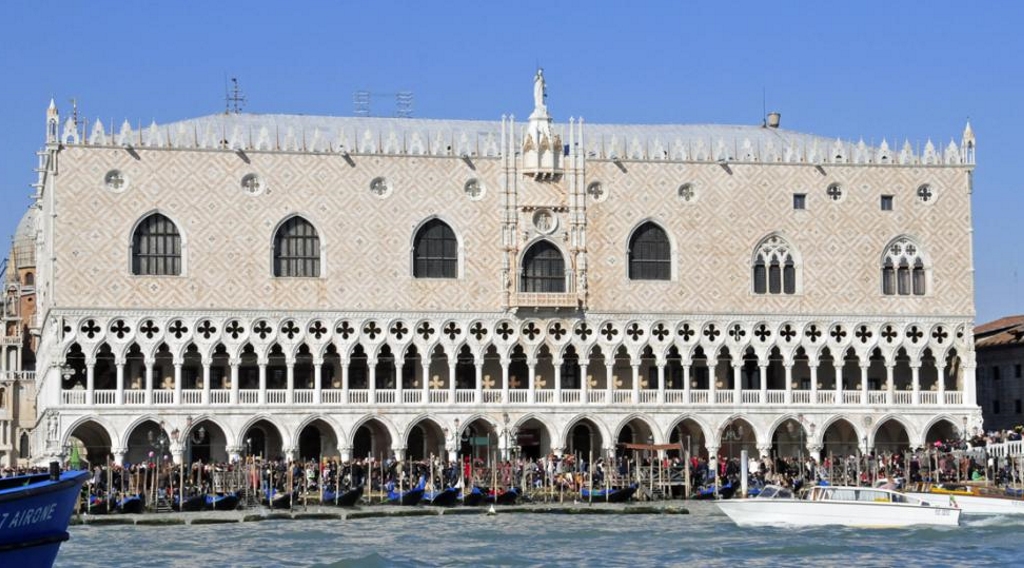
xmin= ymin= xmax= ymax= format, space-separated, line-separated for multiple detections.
xmin=131 ymin=213 xmax=182 ymax=276
xmin=521 ymin=241 xmax=565 ymax=293
xmin=628 ymin=222 xmax=671 ymax=280
xmin=752 ymin=235 xmax=797 ymax=295
xmin=412 ymin=219 xmax=458 ymax=278
xmin=882 ymin=237 xmax=926 ymax=296
xmin=273 ymin=216 xmax=321 ymax=277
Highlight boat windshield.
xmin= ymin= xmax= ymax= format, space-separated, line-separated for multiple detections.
xmin=756 ymin=485 xmax=793 ymax=499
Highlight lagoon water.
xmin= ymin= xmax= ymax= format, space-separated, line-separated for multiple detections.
xmin=56 ymin=503 xmax=1021 ymax=567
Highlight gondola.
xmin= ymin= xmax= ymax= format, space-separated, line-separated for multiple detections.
xmin=205 ymin=492 xmax=240 ymax=511
xmin=694 ymin=481 xmax=736 ymax=500
xmin=386 ymin=477 xmax=425 ymax=506
xmin=85 ymin=494 xmax=112 ymax=514
xmin=461 ymin=486 xmax=486 ymax=506
xmin=172 ymin=493 xmax=206 ymax=512
xmin=117 ymin=494 xmax=144 ymax=514
xmin=262 ymin=490 xmax=296 ymax=509
xmin=423 ymin=487 xmax=460 ymax=507
xmin=485 ymin=486 xmax=520 ymax=505
xmin=581 ymin=484 xmax=637 ymax=503
xmin=322 ymin=485 xmax=363 ymax=507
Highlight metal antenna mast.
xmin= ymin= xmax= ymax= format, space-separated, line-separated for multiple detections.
xmin=225 ymin=77 xmax=246 ymax=114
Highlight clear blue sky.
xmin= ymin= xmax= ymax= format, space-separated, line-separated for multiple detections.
xmin=1 ymin=1 xmax=1020 ymax=323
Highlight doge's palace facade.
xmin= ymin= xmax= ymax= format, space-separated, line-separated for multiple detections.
xmin=23 ymin=72 xmax=980 ymax=466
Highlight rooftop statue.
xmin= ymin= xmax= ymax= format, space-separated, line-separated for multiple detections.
xmin=533 ymin=68 xmax=546 ymax=113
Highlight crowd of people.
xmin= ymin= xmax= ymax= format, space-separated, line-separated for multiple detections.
xmin=7 ymin=431 xmax=1024 ymax=511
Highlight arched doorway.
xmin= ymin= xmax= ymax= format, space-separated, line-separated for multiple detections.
xmin=124 ymin=419 xmax=171 ymax=466
xmin=873 ymin=418 xmax=910 ymax=454
xmin=405 ymin=419 xmax=445 ymax=461
xmin=352 ymin=418 xmax=393 ymax=461
xmin=719 ymin=418 xmax=756 ymax=460
xmin=771 ymin=418 xmax=810 ymax=460
xmin=183 ymin=419 xmax=228 ymax=464
xmin=457 ymin=418 xmax=497 ymax=464
xmin=822 ymin=418 xmax=859 ymax=457
xmin=669 ymin=418 xmax=707 ymax=459
xmin=514 ymin=417 xmax=550 ymax=460
xmin=616 ymin=417 xmax=656 ymax=458
xmin=67 ymin=420 xmax=113 ymax=468
xmin=925 ymin=419 xmax=961 ymax=448
xmin=241 ymin=419 xmax=284 ymax=460
xmin=298 ymin=419 xmax=339 ymax=460
xmin=567 ymin=418 xmax=603 ymax=459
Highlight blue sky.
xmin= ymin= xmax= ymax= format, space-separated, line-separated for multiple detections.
xmin=1 ymin=1 xmax=1020 ymax=323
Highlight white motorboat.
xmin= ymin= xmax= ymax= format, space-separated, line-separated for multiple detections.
xmin=716 ymin=485 xmax=961 ymax=528
xmin=905 ymin=485 xmax=1024 ymax=516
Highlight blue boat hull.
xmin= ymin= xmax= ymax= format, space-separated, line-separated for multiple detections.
xmin=0 ymin=469 xmax=89 ymax=568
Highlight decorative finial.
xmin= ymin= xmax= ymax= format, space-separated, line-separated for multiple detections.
xmin=962 ymin=119 xmax=975 ymax=145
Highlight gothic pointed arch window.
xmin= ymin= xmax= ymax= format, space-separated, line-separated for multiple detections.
xmin=412 ymin=219 xmax=458 ymax=278
xmin=521 ymin=241 xmax=565 ymax=293
xmin=273 ymin=216 xmax=321 ymax=277
xmin=131 ymin=213 xmax=182 ymax=276
xmin=752 ymin=235 xmax=798 ymax=295
xmin=882 ymin=237 xmax=927 ymax=296
xmin=628 ymin=222 xmax=671 ymax=280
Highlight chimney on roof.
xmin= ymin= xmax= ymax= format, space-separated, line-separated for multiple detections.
xmin=766 ymin=112 xmax=781 ymax=129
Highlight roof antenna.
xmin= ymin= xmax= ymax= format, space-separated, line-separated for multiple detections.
xmin=225 ymin=76 xmax=246 ymax=115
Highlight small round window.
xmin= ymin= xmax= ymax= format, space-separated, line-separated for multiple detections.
xmin=369 ymin=176 xmax=392 ymax=199
xmin=464 ymin=178 xmax=485 ymax=201
xmin=916 ymin=184 xmax=934 ymax=203
xmin=677 ymin=183 xmax=696 ymax=203
xmin=241 ymin=173 xmax=264 ymax=196
xmin=826 ymin=182 xmax=843 ymax=202
xmin=104 ymin=170 xmax=128 ymax=192
xmin=587 ymin=181 xmax=607 ymax=203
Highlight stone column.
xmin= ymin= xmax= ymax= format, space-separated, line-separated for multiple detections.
xmin=656 ymin=362 xmax=665 ymax=405
xmin=283 ymin=446 xmax=297 ymax=463
xmin=448 ymin=355 xmax=457 ymax=404
xmin=474 ymin=362 xmax=483 ymax=404
xmin=911 ymin=363 xmax=921 ymax=405
xmin=286 ymin=361 xmax=295 ymax=404
xmin=579 ymin=363 xmax=589 ymax=404
xmin=806 ymin=443 xmax=824 ymax=464
xmin=527 ymin=358 xmax=536 ymax=404
xmin=758 ymin=364 xmax=768 ymax=404
xmin=757 ymin=444 xmax=772 ymax=461
xmin=963 ymin=361 xmax=977 ymax=406
xmin=313 ymin=358 xmax=323 ymax=405
xmin=784 ymin=363 xmax=793 ymax=405
xmin=860 ymin=363 xmax=869 ymax=405
xmin=809 ymin=363 xmax=818 ymax=404
xmin=144 ymin=357 xmax=154 ymax=406
xmin=937 ymin=361 xmax=947 ymax=402
xmin=342 ymin=358 xmax=351 ymax=403
xmin=631 ymin=363 xmax=640 ymax=404
xmin=834 ymin=360 xmax=843 ymax=404
xmin=733 ymin=363 xmax=742 ymax=402
xmin=113 ymin=447 xmax=127 ymax=467
xmin=115 ymin=358 xmax=125 ymax=406
xmin=368 ymin=357 xmax=377 ymax=403
xmin=173 ymin=362 xmax=182 ymax=405
xmin=229 ymin=358 xmax=240 ymax=405
xmin=605 ymin=360 xmax=614 ymax=404
xmin=258 ymin=361 xmax=267 ymax=405
xmin=420 ymin=359 xmax=430 ymax=404
xmin=553 ymin=359 xmax=562 ymax=404
xmin=85 ymin=359 xmax=95 ymax=406
xmin=202 ymin=361 xmax=211 ymax=405
xmin=501 ymin=357 xmax=510 ymax=404
xmin=340 ymin=446 xmax=353 ymax=462
xmin=394 ymin=361 xmax=403 ymax=405
xmin=682 ymin=364 xmax=691 ymax=403
xmin=885 ymin=363 xmax=894 ymax=406
xmin=226 ymin=445 xmax=242 ymax=463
